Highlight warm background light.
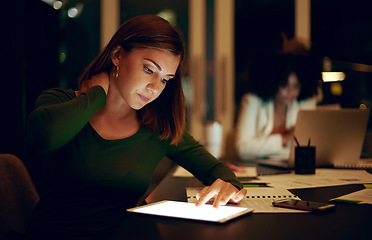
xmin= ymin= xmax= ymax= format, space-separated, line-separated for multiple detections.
xmin=322 ymin=72 xmax=346 ymax=82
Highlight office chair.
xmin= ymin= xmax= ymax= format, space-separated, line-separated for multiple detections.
xmin=0 ymin=154 xmax=39 ymax=239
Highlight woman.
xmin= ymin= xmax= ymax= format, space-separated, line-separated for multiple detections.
xmin=26 ymin=15 xmax=246 ymax=239
xmin=235 ymin=53 xmax=321 ymax=160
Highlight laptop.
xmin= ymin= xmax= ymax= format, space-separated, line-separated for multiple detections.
xmin=258 ymin=109 xmax=370 ymax=169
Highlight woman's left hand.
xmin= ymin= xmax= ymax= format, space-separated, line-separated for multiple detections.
xmin=195 ymin=179 xmax=247 ymax=208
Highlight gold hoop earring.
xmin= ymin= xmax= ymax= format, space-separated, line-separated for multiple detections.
xmin=115 ymin=65 xmax=119 ymax=79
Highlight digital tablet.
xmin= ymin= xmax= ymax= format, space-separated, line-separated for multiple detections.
xmin=127 ymin=200 xmax=253 ymax=223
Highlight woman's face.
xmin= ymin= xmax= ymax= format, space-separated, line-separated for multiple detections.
xmin=275 ymin=72 xmax=301 ymax=106
xmin=114 ymin=48 xmax=181 ymax=110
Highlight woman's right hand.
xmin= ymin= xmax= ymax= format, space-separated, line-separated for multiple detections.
xmin=86 ymin=72 xmax=110 ymax=95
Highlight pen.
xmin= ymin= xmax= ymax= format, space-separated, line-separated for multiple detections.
xmin=294 ymin=137 xmax=300 ymax=147
xmin=332 ymin=198 xmax=362 ymax=204
xmin=243 ymin=184 xmax=267 ymax=188
xmin=243 ymin=184 xmax=268 ymax=188
xmin=308 ymin=138 xmax=311 ymax=147
xmin=241 ymin=181 xmax=268 ymax=187
xmin=241 ymin=182 xmax=267 ymax=185
xmin=258 ymin=171 xmax=291 ymax=176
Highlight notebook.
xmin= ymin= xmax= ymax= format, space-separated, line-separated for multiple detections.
xmin=258 ymin=109 xmax=370 ymax=169
xmin=186 ymin=187 xmax=305 ymax=213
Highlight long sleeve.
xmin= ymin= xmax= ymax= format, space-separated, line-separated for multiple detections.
xmin=235 ymin=94 xmax=283 ymax=160
xmin=167 ymin=130 xmax=243 ymax=190
xmin=27 ymin=86 xmax=106 ymax=153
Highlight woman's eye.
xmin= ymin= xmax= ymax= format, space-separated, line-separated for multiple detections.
xmin=161 ymin=78 xmax=169 ymax=85
xmin=143 ymin=66 xmax=153 ymax=74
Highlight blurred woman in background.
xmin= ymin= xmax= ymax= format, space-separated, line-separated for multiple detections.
xmin=235 ymin=53 xmax=321 ymax=160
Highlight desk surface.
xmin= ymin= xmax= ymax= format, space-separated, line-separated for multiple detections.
xmin=113 ymin=166 xmax=372 ymax=240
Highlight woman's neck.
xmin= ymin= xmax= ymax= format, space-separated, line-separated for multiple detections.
xmin=274 ymin=98 xmax=288 ymax=113
xmin=272 ymin=98 xmax=288 ymax=132
xmin=89 ymin=107 xmax=140 ymax=140
xmin=89 ymin=83 xmax=140 ymax=140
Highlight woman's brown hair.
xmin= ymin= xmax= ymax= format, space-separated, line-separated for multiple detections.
xmin=78 ymin=15 xmax=186 ymax=144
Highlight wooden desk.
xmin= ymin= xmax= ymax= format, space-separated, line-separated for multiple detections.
xmin=113 ymin=166 xmax=372 ymax=240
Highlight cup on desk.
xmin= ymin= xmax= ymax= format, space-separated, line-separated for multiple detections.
xmin=295 ymin=146 xmax=316 ymax=174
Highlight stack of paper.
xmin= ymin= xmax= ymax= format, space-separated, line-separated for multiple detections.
xmin=173 ymin=166 xmax=257 ymax=178
xmin=186 ymin=187 xmax=306 ymax=213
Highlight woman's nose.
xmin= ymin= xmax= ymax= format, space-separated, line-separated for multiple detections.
xmin=146 ymin=82 xmax=160 ymax=94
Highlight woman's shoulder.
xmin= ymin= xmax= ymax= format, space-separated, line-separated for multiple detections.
xmin=40 ymin=88 xmax=76 ymax=98
xmin=241 ymin=93 xmax=271 ymax=107
xmin=241 ymin=93 xmax=261 ymax=102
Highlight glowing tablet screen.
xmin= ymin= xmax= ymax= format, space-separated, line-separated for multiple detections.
xmin=127 ymin=200 xmax=253 ymax=223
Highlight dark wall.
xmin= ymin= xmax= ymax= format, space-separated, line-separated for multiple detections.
xmin=1 ymin=0 xmax=60 ymax=159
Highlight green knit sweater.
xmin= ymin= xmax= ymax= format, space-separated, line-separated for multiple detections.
xmin=26 ymin=86 xmax=242 ymax=237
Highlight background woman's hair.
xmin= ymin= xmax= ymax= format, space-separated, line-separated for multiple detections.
xmin=247 ymin=53 xmax=321 ymax=101
xmin=78 ymin=15 xmax=186 ymax=144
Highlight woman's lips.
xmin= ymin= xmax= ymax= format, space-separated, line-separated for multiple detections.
xmin=138 ymin=93 xmax=150 ymax=102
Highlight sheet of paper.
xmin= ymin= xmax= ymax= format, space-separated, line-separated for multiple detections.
xmin=186 ymin=187 xmax=306 ymax=213
xmin=258 ymin=169 xmax=372 ymax=189
xmin=173 ymin=166 xmax=257 ymax=178
xmin=331 ymin=189 xmax=372 ymax=204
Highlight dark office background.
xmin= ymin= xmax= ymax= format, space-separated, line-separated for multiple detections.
xmin=235 ymin=0 xmax=372 ymax=156
xmin=2 ymin=0 xmax=60 ymax=160
xmin=235 ymin=0 xmax=372 ymax=109
xmin=2 ymin=0 xmax=372 ymax=161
